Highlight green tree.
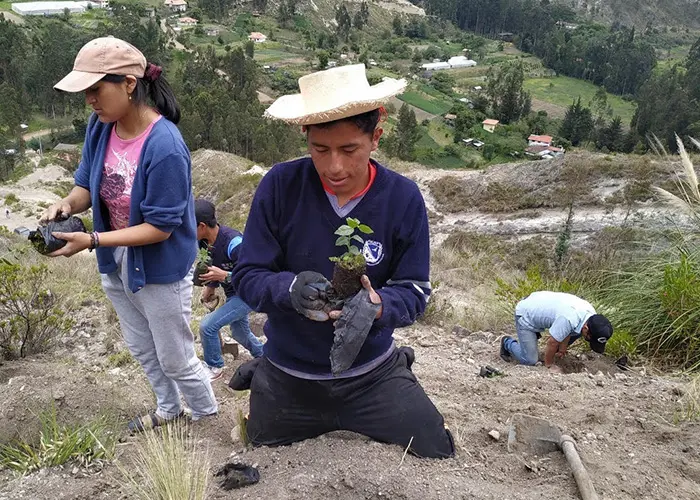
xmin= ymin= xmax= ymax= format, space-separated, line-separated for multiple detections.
xmin=485 ymin=62 xmax=531 ymax=124
xmin=596 ymin=116 xmax=624 ymax=152
xmin=335 ymin=5 xmax=352 ymax=41
xmin=353 ymin=10 xmax=364 ymax=30
xmin=392 ymin=15 xmax=402 ymax=36
xmin=277 ymin=0 xmax=298 ymax=28
xmin=396 ymin=103 xmax=419 ymax=160
xmin=245 ymin=40 xmax=255 ymax=59
xmin=559 ymin=97 xmax=594 ymax=147
xmin=317 ymin=50 xmax=329 ymax=69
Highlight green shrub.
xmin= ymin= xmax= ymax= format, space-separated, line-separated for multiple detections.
xmin=598 ymin=250 xmax=700 ymax=370
xmin=0 ymin=262 xmax=73 ymax=360
xmin=108 ymin=349 xmax=134 ymax=367
xmin=4 ymin=193 xmax=19 ymax=205
xmin=0 ymin=404 xmax=116 ymax=474
xmin=495 ymin=267 xmax=582 ymax=311
xmin=603 ymin=328 xmax=637 ymax=358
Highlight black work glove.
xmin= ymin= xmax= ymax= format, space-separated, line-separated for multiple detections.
xmin=329 ymin=288 xmax=382 ymax=376
xmin=289 ymin=271 xmax=333 ymax=321
xmin=214 ymin=462 xmax=260 ymax=490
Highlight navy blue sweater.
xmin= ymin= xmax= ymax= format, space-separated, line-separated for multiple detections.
xmin=74 ymin=113 xmax=197 ymax=293
xmin=232 ymin=157 xmax=431 ymax=375
xmin=204 ymin=225 xmax=243 ymax=298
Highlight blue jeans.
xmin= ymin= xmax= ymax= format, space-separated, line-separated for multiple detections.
xmin=506 ymin=315 xmax=579 ymax=365
xmin=200 ymin=295 xmax=263 ymax=367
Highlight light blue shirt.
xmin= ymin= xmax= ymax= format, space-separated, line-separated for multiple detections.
xmin=515 ymin=291 xmax=595 ymax=342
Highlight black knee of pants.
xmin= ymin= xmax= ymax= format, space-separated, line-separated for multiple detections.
xmin=245 ymin=347 xmax=455 ymax=459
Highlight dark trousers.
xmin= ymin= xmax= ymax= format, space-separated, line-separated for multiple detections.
xmin=245 ymin=347 xmax=455 ymax=459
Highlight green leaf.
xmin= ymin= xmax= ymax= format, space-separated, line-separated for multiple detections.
xmin=349 ymin=246 xmax=361 ymax=255
xmin=351 ymin=235 xmax=364 ymax=244
xmin=346 ymin=217 xmax=360 ymax=229
xmin=335 ymin=236 xmax=350 ymax=247
xmin=335 ymin=225 xmax=354 ymax=236
xmin=358 ymin=224 xmax=373 ymax=234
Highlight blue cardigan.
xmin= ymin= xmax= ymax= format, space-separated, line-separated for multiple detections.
xmin=74 ymin=113 xmax=197 ymax=293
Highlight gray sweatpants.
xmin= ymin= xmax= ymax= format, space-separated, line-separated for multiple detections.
xmin=101 ymin=247 xmax=218 ymax=420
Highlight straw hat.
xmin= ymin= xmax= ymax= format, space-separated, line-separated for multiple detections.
xmin=264 ymin=64 xmax=407 ymax=125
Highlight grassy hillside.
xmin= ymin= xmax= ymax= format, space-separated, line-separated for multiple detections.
xmin=560 ymin=0 xmax=700 ymax=29
xmin=524 ymin=76 xmax=637 ymax=123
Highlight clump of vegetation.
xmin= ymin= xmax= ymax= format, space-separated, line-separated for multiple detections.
xmin=675 ymin=375 xmax=700 ymax=423
xmin=108 ymin=349 xmax=135 ymax=368
xmin=597 ymin=137 xmax=700 ymax=370
xmin=328 ymin=218 xmax=373 ymax=299
xmin=4 ymin=193 xmax=19 ymax=205
xmin=0 ymin=404 xmax=117 ymax=474
xmin=193 ymin=247 xmax=212 ymax=287
xmin=120 ymin=422 xmax=210 ymax=500
xmin=0 ymin=262 xmax=73 ymax=360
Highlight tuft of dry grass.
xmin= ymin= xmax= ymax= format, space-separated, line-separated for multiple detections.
xmin=120 ymin=422 xmax=210 ymax=500
xmin=675 ymin=375 xmax=700 ymax=423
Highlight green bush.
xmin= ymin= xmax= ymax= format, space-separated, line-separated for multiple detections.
xmin=598 ymin=249 xmax=700 ymax=370
xmin=4 ymin=193 xmax=19 ymax=205
xmin=495 ymin=267 xmax=581 ymax=311
xmin=0 ymin=262 xmax=73 ymax=360
xmin=0 ymin=404 xmax=116 ymax=474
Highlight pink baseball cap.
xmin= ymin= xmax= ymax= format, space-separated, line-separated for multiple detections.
xmin=54 ymin=36 xmax=147 ymax=93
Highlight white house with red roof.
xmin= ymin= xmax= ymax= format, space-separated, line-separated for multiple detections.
xmin=527 ymin=134 xmax=553 ymax=147
xmin=248 ymin=32 xmax=267 ymax=43
xmin=482 ymin=119 xmax=499 ymax=133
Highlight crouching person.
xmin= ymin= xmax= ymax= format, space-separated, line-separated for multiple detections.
xmin=229 ymin=65 xmax=455 ymax=459
xmin=195 ymin=199 xmax=264 ymax=381
xmin=500 ymin=291 xmax=614 ymax=373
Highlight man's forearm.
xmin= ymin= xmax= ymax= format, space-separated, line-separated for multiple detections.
xmin=544 ymin=341 xmax=559 ymax=367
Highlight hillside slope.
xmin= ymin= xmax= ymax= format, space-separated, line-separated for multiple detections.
xmin=563 ymin=0 xmax=700 ymax=28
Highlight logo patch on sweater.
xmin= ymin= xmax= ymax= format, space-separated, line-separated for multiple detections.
xmin=363 ymin=240 xmax=384 ymax=266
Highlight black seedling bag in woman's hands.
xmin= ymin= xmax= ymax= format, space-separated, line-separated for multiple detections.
xmin=29 ymin=216 xmax=87 ymax=255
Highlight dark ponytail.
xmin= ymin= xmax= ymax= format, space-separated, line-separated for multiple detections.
xmin=102 ymin=63 xmax=181 ymax=124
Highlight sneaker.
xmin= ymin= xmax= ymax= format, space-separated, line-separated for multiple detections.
xmin=500 ymin=336 xmax=513 ymax=362
xmin=128 ymin=409 xmax=186 ymax=434
xmin=203 ymin=363 xmax=224 ymax=381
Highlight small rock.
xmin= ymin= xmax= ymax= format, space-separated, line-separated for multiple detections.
xmin=108 ymin=368 xmax=121 ymax=376
xmin=586 ymin=433 xmax=596 ymax=440
xmin=72 ymin=467 xmax=79 ymax=475
xmin=53 ymin=391 xmax=65 ymax=400
xmin=488 ymin=430 xmax=500 ymax=441
xmin=343 ymin=476 xmax=354 ymax=489
xmin=596 ymin=379 xmax=605 ymax=387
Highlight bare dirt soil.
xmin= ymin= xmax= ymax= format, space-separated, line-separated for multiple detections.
xmin=1 ymin=310 xmax=698 ymax=500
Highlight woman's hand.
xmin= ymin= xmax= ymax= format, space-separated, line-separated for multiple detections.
xmin=48 ymin=232 xmax=92 ymax=257
xmin=40 ymin=201 xmax=72 ymax=223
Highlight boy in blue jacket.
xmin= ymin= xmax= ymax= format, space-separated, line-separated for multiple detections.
xmin=195 ymin=199 xmax=263 ymax=381
xmin=231 ymin=64 xmax=454 ymax=458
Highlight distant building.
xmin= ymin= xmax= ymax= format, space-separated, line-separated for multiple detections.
xmin=421 ymin=56 xmax=476 ymax=72
xmin=447 ymin=56 xmax=477 ymax=68
xmin=482 ymin=119 xmax=499 ymax=133
xmin=327 ymin=60 xmax=338 ymax=68
xmin=177 ymin=16 xmax=198 ymax=27
xmin=528 ymin=134 xmax=553 ymax=147
xmin=474 ymin=85 xmax=483 ymax=91
xmin=525 ymin=145 xmax=565 ymax=159
xmin=444 ymin=113 xmax=457 ymax=126
xmin=498 ymin=32 xmax=514 ymax=42
xmin=205 ymin=28 xmax=219 ymax=36
xmin=248 ymin=32 xmax=267 ymax=43
xmin=11 ymin=1 xmax=106 ymax=16
xmin=164 ymin=0 xmax=186 ymax=12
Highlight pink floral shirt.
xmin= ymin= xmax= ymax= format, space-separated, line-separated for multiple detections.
xmin=99 ymin=116 xmax=161 ymax=230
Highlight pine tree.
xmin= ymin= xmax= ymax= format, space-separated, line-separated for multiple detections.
xmin=392 ymin=16 xmax=402 ymax=36
xmin=335 ymin=5 xmax=352 ymax=41
xmin=559 ymin=98 xmax=594 ymax=147
xmin=396 ymin=103 xmax=419 ymax=161
xmin=485 ymin=62 xmax=531 ymax=124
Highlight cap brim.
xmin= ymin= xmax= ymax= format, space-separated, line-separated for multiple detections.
xmin=264 ymin=78 xmax=407 ymax=125
xmin=54 ymin=70 xmax=105 ymax=93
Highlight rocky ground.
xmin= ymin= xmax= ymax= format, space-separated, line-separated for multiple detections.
xmin=1 ymin=308 xmax=698 ymax=500
xmin=1 ymin=154 xmax=699 ymax=499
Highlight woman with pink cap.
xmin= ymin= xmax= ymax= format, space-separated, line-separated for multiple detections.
xmin=41 ymin=36 xmax=218 ymax=432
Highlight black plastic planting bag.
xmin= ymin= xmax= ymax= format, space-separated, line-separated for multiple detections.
xmin=329 ymin=288 xmax=382 ymax=376
xmin=29 ymin=216 xmax=87 ymax=255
